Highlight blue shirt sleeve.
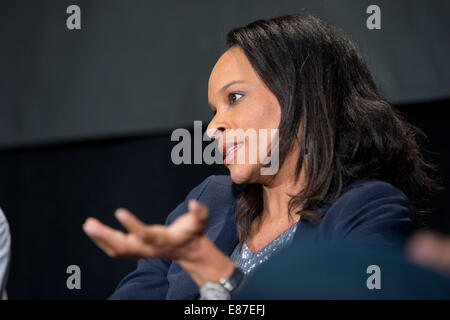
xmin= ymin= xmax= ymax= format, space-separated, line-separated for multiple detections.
xmin=108 ymin=176 xmax=213 ymax=300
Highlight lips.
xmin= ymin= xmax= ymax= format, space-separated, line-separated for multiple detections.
xmin=222 ymin=142 xmax=244 ymax=164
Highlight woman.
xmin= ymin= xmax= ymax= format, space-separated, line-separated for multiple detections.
xmin=82 ymin=14 xmax=437 ymax=299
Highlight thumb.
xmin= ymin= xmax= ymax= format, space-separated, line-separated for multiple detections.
xmin=188 ymin=199 xmax=209 ymax=224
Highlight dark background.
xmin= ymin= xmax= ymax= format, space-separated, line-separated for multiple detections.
xmin=0 ymin=1 xmax=449 ymax=299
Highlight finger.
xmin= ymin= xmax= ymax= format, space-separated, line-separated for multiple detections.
xmin=168 ymin=200 xmax=208 ymax=238
xmin=188 ymin=199 xmax=209 ymax=223
xmin=141 ymin=224 xmax=169 ymax=245
xmin=93 ymin=233 xmax=156 ymax=259
xmin=115 ymin=209 xmax=169 ymax=246
xmin=83 ymin=218 xmax=124 ymax=256
xmin=88 ymin=232 xmax=118 ymax=257
xmin=83 ymin=217 xmax=114 ymax=238
xmin=115 ymin=208 xmax=147 ymax=239
xmin=83 ymin=217 xmax=144 ymax=258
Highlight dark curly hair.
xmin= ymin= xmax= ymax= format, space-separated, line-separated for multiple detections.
xmin=226 ymin=14 xmax=440 ymax=246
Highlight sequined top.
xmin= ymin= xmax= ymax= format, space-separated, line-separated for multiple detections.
xmin=230 ymin=221 xmax=299 ymax=275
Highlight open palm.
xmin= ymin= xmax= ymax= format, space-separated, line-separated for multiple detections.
xmin=83 ymin=199 xmax=208 ymax=260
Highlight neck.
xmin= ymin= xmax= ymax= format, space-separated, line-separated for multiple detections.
xmin=260 ymin=153 xmax=306 ymax=226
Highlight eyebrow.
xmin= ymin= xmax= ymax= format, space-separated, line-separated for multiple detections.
xmin=218 ymin=80 xmax=246 ymax=93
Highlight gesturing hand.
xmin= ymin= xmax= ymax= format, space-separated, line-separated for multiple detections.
xmin=83 ymin=199 xmax=208 ymax=261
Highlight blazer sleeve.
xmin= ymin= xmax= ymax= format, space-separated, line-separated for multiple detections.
xmin=320 ymin=180 xmax=414 ymax=247
xmin=108 ymin=176 xmax=213 ymax=300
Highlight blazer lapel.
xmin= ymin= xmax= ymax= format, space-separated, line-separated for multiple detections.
xmin=207 ymin=204 xmax=239 ymax=255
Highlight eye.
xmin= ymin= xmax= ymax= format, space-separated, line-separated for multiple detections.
xmin=228 ymin=92 xmax=243 ymax=105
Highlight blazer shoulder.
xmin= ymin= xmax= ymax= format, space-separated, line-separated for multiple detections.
xmin=319 ymin=179 xmax=414 ymax=245
xmin=339 ymin=179 xmax=411 ymax=206
xmin=329 ymin=179 xmax=413 ymax=219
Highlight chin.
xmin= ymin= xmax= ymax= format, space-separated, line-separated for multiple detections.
xmin=227 ymin=163 xmax=259 ymax=185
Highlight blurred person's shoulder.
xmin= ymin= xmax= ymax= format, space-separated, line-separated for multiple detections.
xmin=0 ymin=208 xmax=8 ymax=235
xmin=0 ymin=207 xmax=11 ymax=295
xmin=0 ymin=207 xmax=10 ymax=247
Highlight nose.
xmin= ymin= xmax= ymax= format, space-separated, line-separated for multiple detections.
xmin=206 ymin=116 xmax=227 ymax=140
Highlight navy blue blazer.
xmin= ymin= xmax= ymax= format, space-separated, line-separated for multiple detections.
xmin=109 ymin=175 xmax=413 ymax=300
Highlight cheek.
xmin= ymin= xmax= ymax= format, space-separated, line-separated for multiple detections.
xmin=235 ymin=96 xmax=281 ymax=131
xmin=232 ymin=100 xmax=280 ymax=167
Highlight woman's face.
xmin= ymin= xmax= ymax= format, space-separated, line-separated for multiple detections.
xmin=207 ymin=46 xmax=281 ymax=184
